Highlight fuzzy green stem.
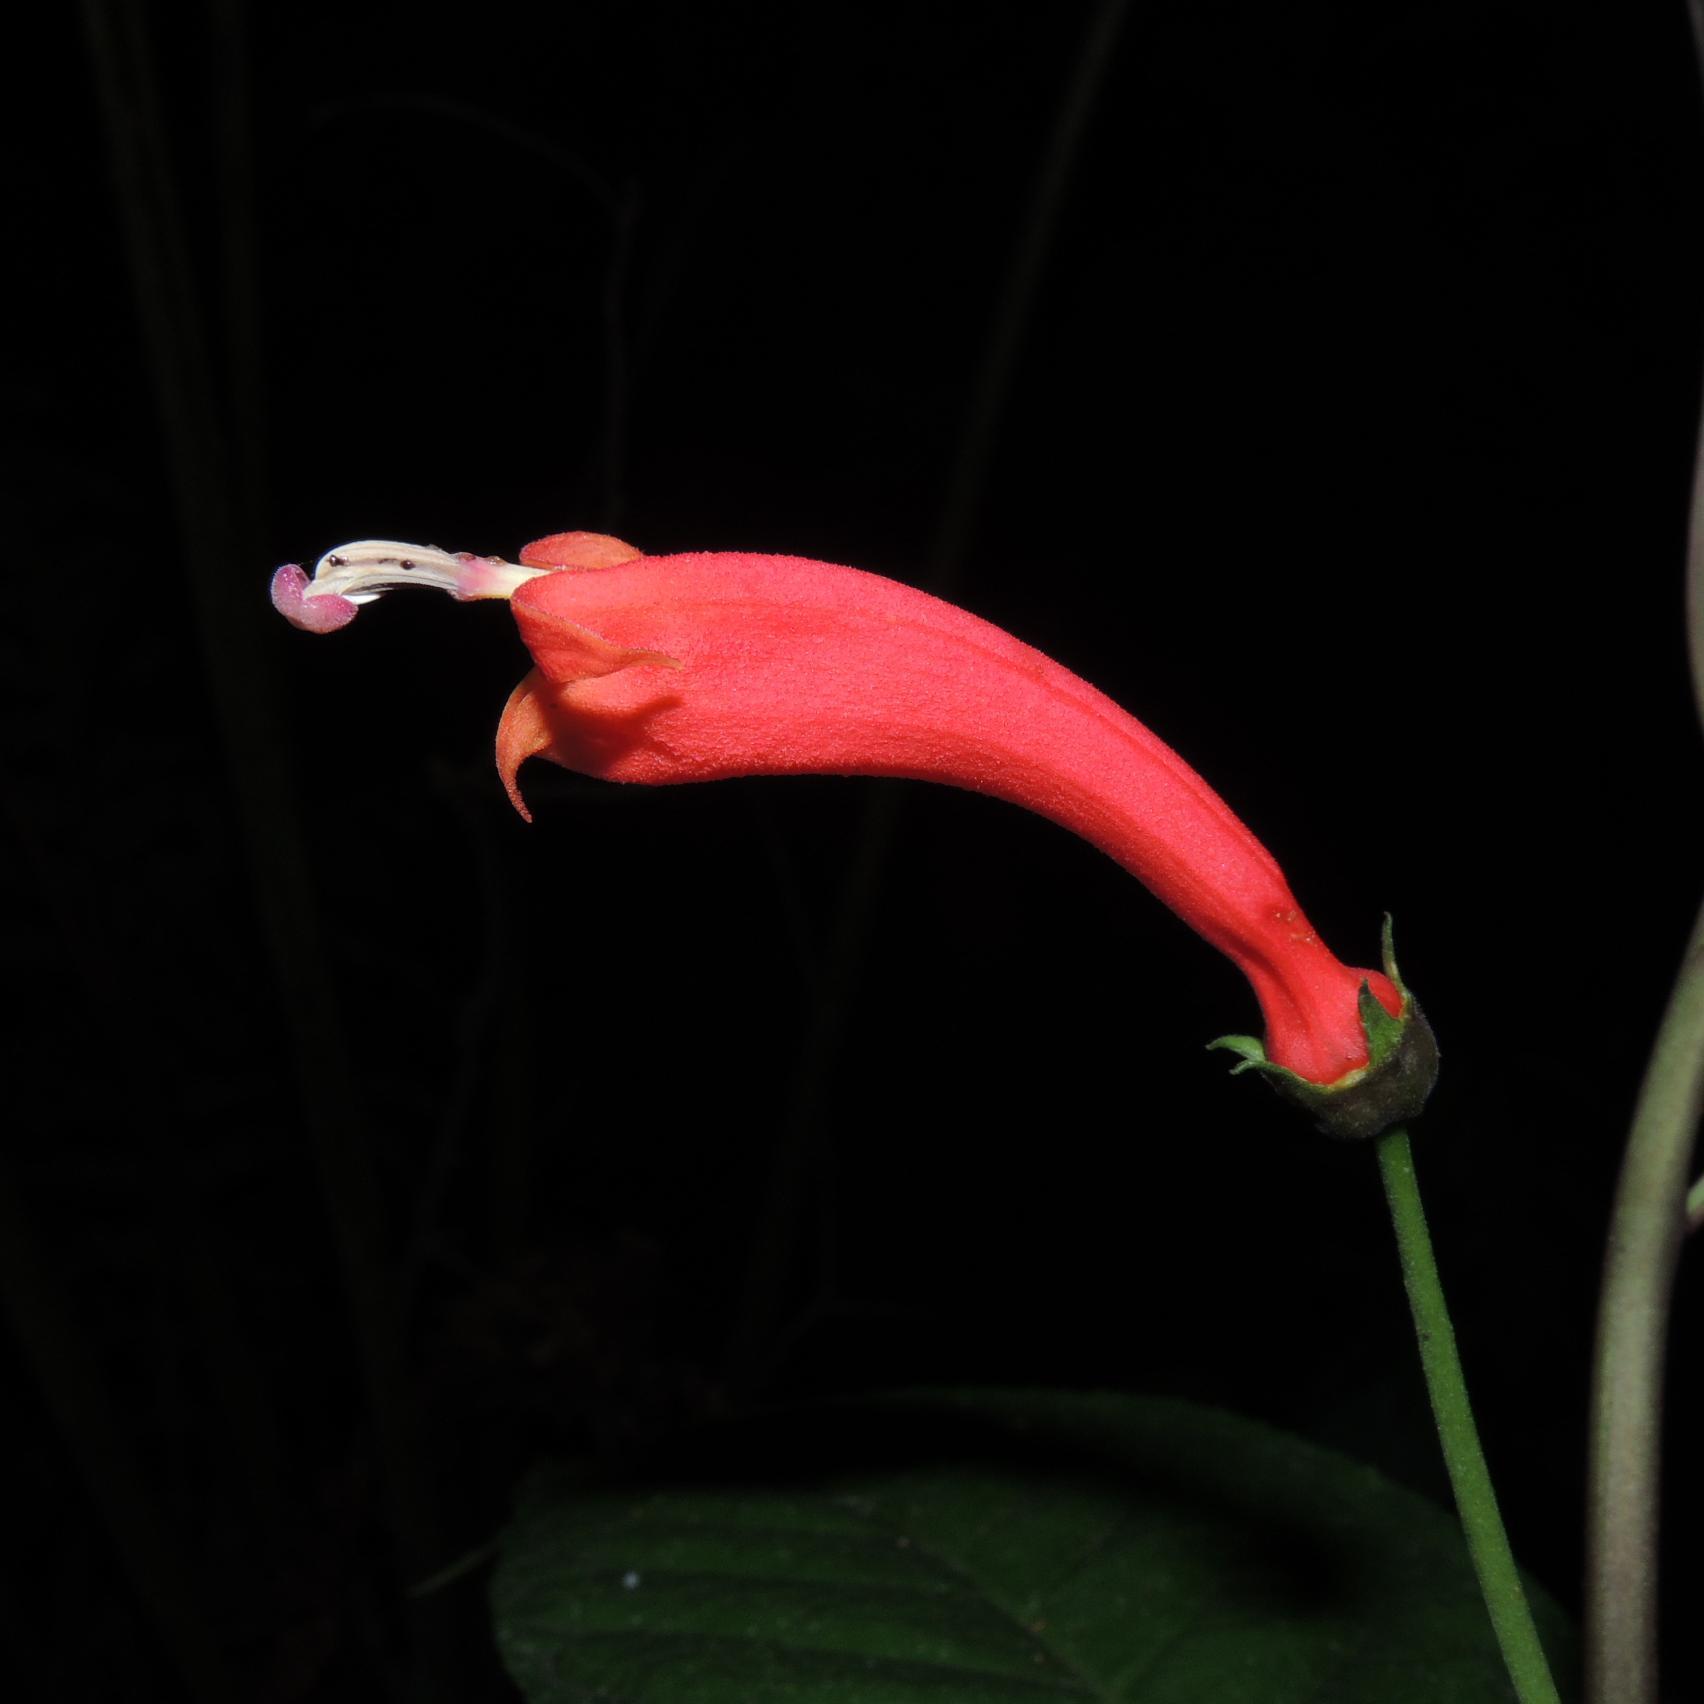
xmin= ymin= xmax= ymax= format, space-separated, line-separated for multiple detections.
xmin=1376 ymin=1126 xmax=1561 ymax=1704
xmin=1582 ymin=0 xmax=1704 ymax=1661
xmin=1585 ymin=906 xmax=1704 ymax=1704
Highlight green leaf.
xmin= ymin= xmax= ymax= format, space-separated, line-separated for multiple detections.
xmin=493 ymin=1390 xmax=1575 ymax=1703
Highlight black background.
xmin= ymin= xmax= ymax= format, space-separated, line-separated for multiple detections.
xmin=9 ymin=2 xmax=1703 ymax=1699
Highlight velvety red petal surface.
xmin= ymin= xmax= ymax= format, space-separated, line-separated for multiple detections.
xmin=504 ymin=552 xmax=1398 ymax=1082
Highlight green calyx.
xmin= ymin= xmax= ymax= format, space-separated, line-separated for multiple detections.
xmin=1208 ymin=917 xmax=1440 ymax=1141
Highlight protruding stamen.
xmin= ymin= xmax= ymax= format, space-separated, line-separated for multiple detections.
xmin=302 ymin=539 xmax=553 ymax=609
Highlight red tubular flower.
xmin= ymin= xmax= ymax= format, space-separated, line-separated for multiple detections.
xmin=274 ymin=531 xmax=1435 ymax=1122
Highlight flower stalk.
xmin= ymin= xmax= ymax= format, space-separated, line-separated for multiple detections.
xmin=1378 ymin=1127 xmax=1562 ymax=1704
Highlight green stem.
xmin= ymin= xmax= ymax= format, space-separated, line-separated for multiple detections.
xmin=1581 ymin=0 xmax=1704 ymax=1660
xmin=1585 ymin=905 xmax=1704 ymax=1704
xmin=1376 ymin=1126 xmax=1561 ymax=1704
